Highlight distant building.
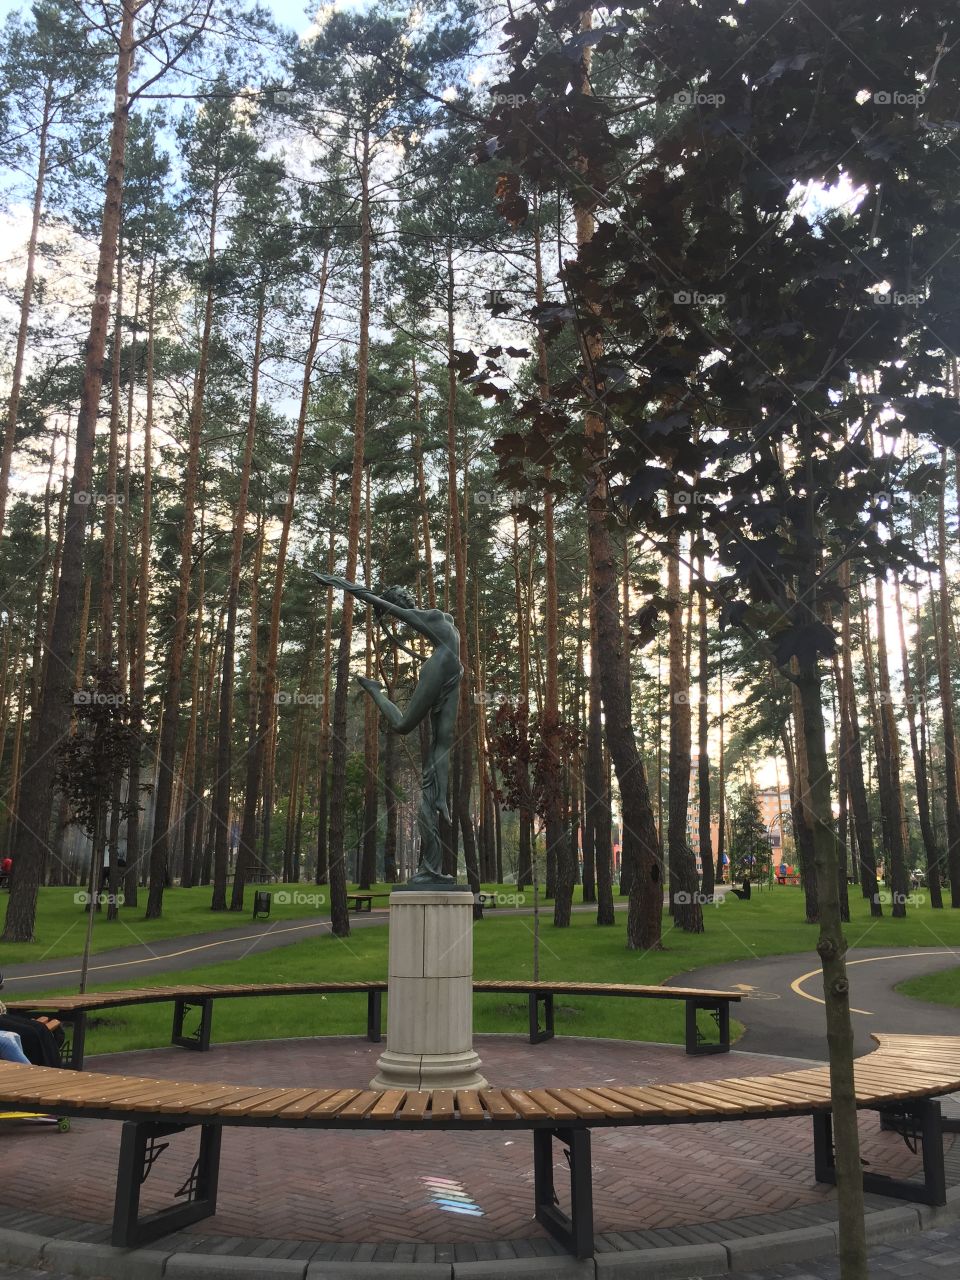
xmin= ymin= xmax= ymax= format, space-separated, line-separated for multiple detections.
xmin=684 ymin=787 xmax=720 ymax=876
xmin=756 ymin=786 xmax=791 ymax=852
xmin=683 ymin=783 xmax=791 ymax=877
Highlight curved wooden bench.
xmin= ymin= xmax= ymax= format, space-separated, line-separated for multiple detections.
xmin=8 ymin=980 xmax=741 ymax=1068
xmin=0 ymin=1033 xmax=955 ymax=1256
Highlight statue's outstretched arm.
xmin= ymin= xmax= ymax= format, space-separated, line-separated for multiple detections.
xmin=312 ymin=571 xmax=444 ymax=645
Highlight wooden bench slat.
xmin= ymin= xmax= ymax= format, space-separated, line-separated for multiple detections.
xmin=545 ymin=1088 xmax=607 ymax=1118
xmin=456 ymin=1090 xmax=485 ymax=1119
xmin=570 ymin=1088 xmax=634 ymax=1117
xmin=500 ymin=1089 xmax=549 ymax=1119
xmin=479 ymin=1089 xmax=520 ymax=1119
xmin=868 ymin=1053 xmax=960 ymax=1072
xmin=38 ymin=1074 xmax=193 ymax=1106
xmin=589 ymin=1086 xmax=662 ymax=1115
xmin=97 ymin=1082 xmax=223 ymax=1111
xmin=876 ymin=1055 xmax=960 ymax=1072
xmin=856 ymin=1061 xmax=953 ymax=1083
xmin=472 ymin=980 xmax=739 ymax=1000
xmin=525 ymin=1089 xmax=578 ymax=1121
xmin=271 ymin=1089 xmax=341 ymax=1119
xmin=185 ymin=1086 xmax=285 ymax=1114
xmin=307 ymin=1088 xmax=364 ymax=1117
xmin=626 ymin=1085 xmax=718 ymax=1115
xmin=369 ymin=1090 xmax=407 ymax=1118
xmin=713 ymin=1077 xmax=829 ymax=1107
xmin=854 ymin=1066 xmax=954 ymax=1093
xmin=221 ymin=1087 xmax=314 ymax=1116
xmin=429 ymin=1090 xmax=456 ymax=1118
xmin=399 ymin=1091 xmax=431 ymax=1119
xmin=652 ymin=1083 xmax=745 ymax=1113
xmin=703 ymin=1080 xmax=803 ymax=1111
xmin=336 ymin=1090 xmax=382 ymax=1119
xmin=245 ymin=1088 xmax=324 ymax=1117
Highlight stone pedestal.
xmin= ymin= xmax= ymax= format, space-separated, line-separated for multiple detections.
xmin=370 ymin=890 xmax=487 ymax=1091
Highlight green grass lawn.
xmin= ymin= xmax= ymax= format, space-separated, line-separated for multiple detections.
xmin=15 ymin=886 xmax=960 ymax=1057
xmin=0 ymin=881 xmax=543 ymax=963
xmin=896 ymin=967 xmax=960 ymax=1007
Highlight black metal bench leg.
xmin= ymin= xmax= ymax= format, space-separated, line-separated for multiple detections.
xmin=816 ymin=1102 xmax=945 ymax=1206
xmin=529 ymin=992 xmax=555 ymax=1045
xmin=718 ymin=999 xmax=730 ymax=1051
xmin=65 ymin=1011 xmax=86 ymax=1070
xmin=533 ymin=1127 xmax=594 ymax=1258
xmin=367 ymin=989 xmax=382 ymax=1043
xmin=171 ymin=997 xmax=213 ymax=1052
xmin=812 ymin=1109 xmax=834 ymax=1183
xmin=685 ymin=998 xmax=729 ymax=1055
xmin=112 ymin=1120 xmax=222 ymax=1247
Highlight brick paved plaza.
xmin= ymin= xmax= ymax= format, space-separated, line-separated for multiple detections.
xmin=0 ymin=1035 xmax=937 ymax=1247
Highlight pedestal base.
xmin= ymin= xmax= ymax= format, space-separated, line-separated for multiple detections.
xmin=370 ymin=890 xmax=487 ymax=1092
xmin=370 ymin=1047 xmax=487 ymax=1091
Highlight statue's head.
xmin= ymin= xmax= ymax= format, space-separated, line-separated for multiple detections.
xmin=375 ymin=584 xmax=417 ymax=617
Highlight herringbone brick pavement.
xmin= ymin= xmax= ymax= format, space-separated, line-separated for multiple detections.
xmin=0 ymin=1035 xmax=937 ymax=1244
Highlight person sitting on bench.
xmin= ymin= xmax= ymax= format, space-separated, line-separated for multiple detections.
xmin=0 ymin=1029 xmax=31 ymax=1064
xmin=0 ymin=1001 xmax=63 ymax=1067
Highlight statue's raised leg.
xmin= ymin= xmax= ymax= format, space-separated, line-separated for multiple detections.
xmin=357 ymin=674 xmax=437 ymax=735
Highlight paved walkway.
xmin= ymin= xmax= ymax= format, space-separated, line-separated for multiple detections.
xmin=735 ymin=1221 xmax=960 ymax=1278
xmin=672 ymin=946 xmax=960 ymax=1059
xmin=2 ymin=1224 xmax=960 ymax=1278
xmin=1 ymin=896 xmax=663 ymax=996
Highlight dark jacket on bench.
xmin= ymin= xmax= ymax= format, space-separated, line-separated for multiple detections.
xmin=0 ymin=1015 xmax=61 ymax=1068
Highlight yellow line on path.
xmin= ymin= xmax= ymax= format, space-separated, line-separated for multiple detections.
xmin=789 ymin=950 xmax=955 ymax=1016
xmin=14 ymin=919 xmax=339 ymax=983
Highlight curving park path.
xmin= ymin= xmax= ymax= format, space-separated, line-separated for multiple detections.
xmin=0 ymin=897 xmax=656 ymax=997
xmin=669 ymin=946 xmax=960 ymax=1060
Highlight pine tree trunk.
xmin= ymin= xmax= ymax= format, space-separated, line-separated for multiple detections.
xmin=510 ymin=514 xmax=532 ymax=890
xmin=316 ymin=472 xmax=337 ymax=885
xmin=898 ymin=575 xmax=943 ymax=907
xmin=796 ymin=659 xmax=868 ymax=1278
xmin=572 ymin=14 xmax=662 ymax=949
xmin=789 ymin=681 xmax=820 ymax=923
xmin=575 ymin=577 xmax=593 ymax=903
xmin=234 ymin=265 xmax=327 ymax=906
xmin=696 ymin=549 xmax=714 ymax=897
xmin=4 ymin=11 xmax=135 ymax=942
xmin=873 ymin=576 xmax=908 ymax=916
xmin=151 ymin=169 xmax=222 ymax=917
xmin=444 ymin=241 xmax=481 ymax=902
xmin=208 ymin=288 xmax=265 ymax=913
xmin=935 ymin=451 xmax=960 ymax=906
xmin=327 ymin=129 xmax=373 ymax=935
xmin=581 ymin=300 xmax=662 ymax=946
xmin=359 ymin=468 xmax=378 ymax=889
xmin=588 ymin=586 xmax=615 ymax=926
xmin=715 ymin=656 xmax=727 ymax=884
xmin=838 ymin=562 xmax=880 ymax=912
xmin=667 ymin=529 xmax=703 ymax=931
xmin=180 ymin=504 xmax=207 ymax=890
xmin=97 ymin=271 xmax=124 ymax=668
xmin=0 ymin=82 xmax=51 ymax=537
xmin=124 ymin=259 xmax=150 ymax=906
xmin=383 ymin=646 xmax=399 ymax=882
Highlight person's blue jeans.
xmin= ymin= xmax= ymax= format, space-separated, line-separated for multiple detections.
xmin=0 ymin=1030 xmax=31 ymax=1064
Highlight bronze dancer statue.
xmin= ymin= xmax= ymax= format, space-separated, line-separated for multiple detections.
xmin=312 ymin=574 xmax=462 ymax=885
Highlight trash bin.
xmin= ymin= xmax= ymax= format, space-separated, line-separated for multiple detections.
xmin=253 ymin=890 xmax=271 ymax=919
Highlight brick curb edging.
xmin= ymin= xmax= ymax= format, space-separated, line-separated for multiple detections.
xmin=2 ymin=1188 xmax=959 ymax=1280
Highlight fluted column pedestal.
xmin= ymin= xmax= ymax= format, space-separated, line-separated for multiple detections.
xmin=370 ymin=890 xmax=487 ymax=1091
